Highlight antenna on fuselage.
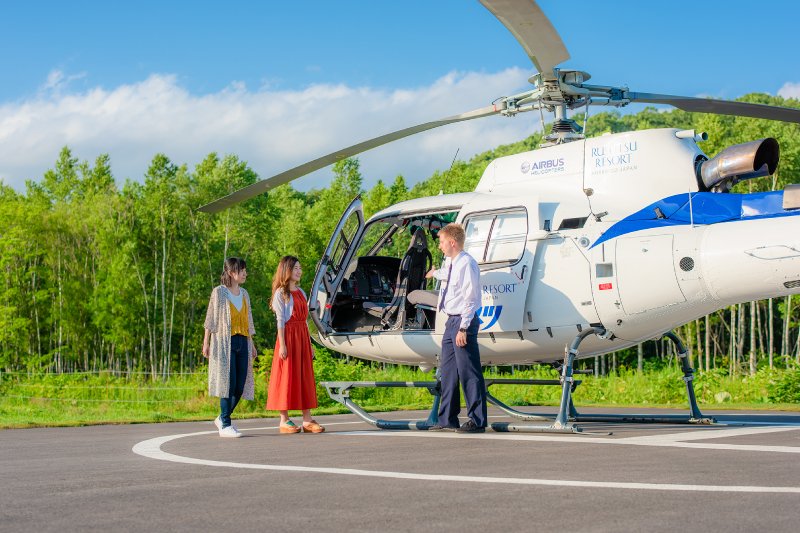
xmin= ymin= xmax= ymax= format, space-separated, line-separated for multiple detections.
xmin=439 ymin=148 xmax=460 ymax=195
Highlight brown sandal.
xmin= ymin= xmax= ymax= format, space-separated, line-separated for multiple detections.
xmin=302 ymin=420 xmax=325 ymax=433
xmin=279 ymin=421 xmax=301 ymax=434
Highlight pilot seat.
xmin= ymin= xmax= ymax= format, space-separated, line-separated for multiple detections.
xmin=363 ymin=227 xmax=433 ymax=329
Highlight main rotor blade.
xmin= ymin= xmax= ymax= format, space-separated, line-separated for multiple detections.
xmin=627 ymin=92 xmax=800 ymax=124
xmin=479 ymin=0 xmax=569 ymax=75
xmin=198 ymin=104 xmax=503 ymax=213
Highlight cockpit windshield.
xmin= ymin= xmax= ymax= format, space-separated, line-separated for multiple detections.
xmin=356 ymin=212 xmax=458 ymax=258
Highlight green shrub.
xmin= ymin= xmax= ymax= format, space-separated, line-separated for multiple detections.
xmin=769 ymin=368 xmax=800 ymax=403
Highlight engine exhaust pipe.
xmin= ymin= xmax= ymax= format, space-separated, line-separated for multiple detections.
xmin=699 ymin=138 xmax=779 ymax=191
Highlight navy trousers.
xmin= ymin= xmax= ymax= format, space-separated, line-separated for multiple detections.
xmin=438 ymin=315 xmax=487 ymax=428
xmin=220 ymin=334 xmax=248 ymax=428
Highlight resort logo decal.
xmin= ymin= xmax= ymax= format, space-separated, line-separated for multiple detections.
xmin=476 ymin=305 xmax=503 ymax=330
xmin=590 ymin=140 xmax=639 ymax=175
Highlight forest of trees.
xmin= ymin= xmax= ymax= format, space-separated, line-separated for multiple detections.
xmin=1 ymin=93 xmax=799 ymax=378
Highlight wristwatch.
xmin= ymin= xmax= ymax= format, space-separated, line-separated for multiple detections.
xmin=459 ymin=327 xmax=467 ymax=333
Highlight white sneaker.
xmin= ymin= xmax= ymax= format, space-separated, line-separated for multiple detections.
xmin=219 ymin=426 xmax=242 ymax=438
xmin=214 ymin=416 xmax=237 ymax=431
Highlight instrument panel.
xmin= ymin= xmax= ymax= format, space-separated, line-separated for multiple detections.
xmin=340 ymin=256 xmax=400 ymax=302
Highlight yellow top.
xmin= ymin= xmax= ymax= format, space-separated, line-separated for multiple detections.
xmin=229 ymin=299 xmax=249 ymax=337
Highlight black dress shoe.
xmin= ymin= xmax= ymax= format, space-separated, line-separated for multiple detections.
xmin=456 ymin=420 xmax=485 ymax=433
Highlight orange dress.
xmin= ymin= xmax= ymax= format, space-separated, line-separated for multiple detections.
xmin=266 ymin=290 xmax=318 ymax=410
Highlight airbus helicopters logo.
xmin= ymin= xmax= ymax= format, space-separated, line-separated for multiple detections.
xmin=476 ymin=305 xmax=503 ymax=330
xmin=520 ymin=157 xmax=565 ymax=176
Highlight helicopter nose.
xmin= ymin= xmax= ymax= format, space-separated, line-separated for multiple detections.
xmin=700 ymin=215 xmax=800 ymax=304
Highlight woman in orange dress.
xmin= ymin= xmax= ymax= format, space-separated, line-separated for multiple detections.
xmin=266 ymin=255 xmax=324 ymax=434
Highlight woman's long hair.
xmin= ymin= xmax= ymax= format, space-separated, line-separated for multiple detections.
xmin=220 ymin=257 xmax=247 ymax=287
xmin=272 ymin=255 xmax=299 ymax=302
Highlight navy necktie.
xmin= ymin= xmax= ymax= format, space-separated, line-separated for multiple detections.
xmin=438 ymin=261 xmax=453 ymax=312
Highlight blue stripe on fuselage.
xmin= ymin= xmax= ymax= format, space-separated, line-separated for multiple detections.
xmin=591 ymin=191 xmax=800 ymax=248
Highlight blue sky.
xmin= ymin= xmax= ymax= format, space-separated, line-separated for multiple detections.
xmin=1 ymin=0 xmax=798 ymax=191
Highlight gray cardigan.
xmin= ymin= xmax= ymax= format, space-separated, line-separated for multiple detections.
xmin=271 ymin=287 xmax=307 ymax=328
xmin=204 ymin=285 xmax=256 ymax=399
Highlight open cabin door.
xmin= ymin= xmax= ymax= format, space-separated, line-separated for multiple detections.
xmin=439 ymin=195 xmax=537 ymax=334
xmin=310 ymin=196 xmax=365 ymax=336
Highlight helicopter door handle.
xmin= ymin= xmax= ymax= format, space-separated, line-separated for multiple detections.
xmin=515 ymin=265 xmax=527 ymax=280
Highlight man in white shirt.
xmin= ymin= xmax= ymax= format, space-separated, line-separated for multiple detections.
xmin=425 ymin=223 xmax=487 ymax=433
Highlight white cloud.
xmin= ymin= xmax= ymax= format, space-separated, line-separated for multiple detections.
xmin=39 ymin=69 xmax=87 ymax=96
xmin=0 ymin=68 xmax=539 ymax=192
xmin=778 ymin=82 xmax=800 ymax=99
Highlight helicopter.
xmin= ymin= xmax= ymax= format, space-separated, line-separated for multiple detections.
xmin=199 ymin=0 xmax=800 ymax=432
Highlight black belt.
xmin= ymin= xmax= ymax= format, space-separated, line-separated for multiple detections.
xmin=447 ymin=314 xmax=461 ymax=318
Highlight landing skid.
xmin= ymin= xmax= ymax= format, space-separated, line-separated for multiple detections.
xmin=321 ymin=381 xmax=442 ymax=430
xmin=321 ymin=378 xmax=572 ymax=430
xmin=322 ymin=330 xmax=715 ymax=433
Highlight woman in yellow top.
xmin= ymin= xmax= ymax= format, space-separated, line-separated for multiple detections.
xmin=203 ymin=257 xmax=257 ymax=438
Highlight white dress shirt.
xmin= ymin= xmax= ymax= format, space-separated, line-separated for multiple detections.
xmin=434 ymin=250 xmax=481 ymax=329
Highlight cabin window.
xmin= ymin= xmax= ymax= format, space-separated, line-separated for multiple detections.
xmin=464 ymin=214 xmax=495 ymax=260
xmin=463 ymin=208 xmax=527 ymax=265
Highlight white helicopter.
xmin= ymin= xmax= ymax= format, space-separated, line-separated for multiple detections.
xmin=200 ymin=0 xmax=800 ymax=432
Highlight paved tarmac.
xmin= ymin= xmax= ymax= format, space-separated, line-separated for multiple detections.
xmin=3 ymin=406 xmax=800 ymax=532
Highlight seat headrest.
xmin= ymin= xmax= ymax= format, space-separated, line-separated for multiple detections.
xmin=410 ymin=227 xmax=427 ymax=251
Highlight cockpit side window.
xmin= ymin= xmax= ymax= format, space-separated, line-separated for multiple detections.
xmin=331 ymin=214 xmax=361 ymax=266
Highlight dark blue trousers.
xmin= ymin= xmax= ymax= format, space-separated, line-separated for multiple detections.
xmin=438 ymin=315 xmax=487 ymax=428
xmin=220 ymin=334 xmax=248 ymax=428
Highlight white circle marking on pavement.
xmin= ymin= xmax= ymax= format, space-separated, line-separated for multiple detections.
xmin=132 ymin=423 xmax=800 ymax=494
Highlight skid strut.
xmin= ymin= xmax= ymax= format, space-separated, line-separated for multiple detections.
xmin=567 ymin=331 xmax=715 ymax=425
xmin=321 ymin=381 xmax=441 ymax=430
xmin=491 ymin=329 xmax=715 ymax=431
xmin=491 ymin=327 xmax=603 ymax=434
xmin=484 ymin=378 xmax=581 ymax=422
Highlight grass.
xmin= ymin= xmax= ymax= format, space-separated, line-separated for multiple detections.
xmin=2 ymin=350 xmax=799 ymax=429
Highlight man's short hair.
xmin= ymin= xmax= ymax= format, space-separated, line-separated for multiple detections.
xmin=439 ymin=223 xmax=466 ymax=246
